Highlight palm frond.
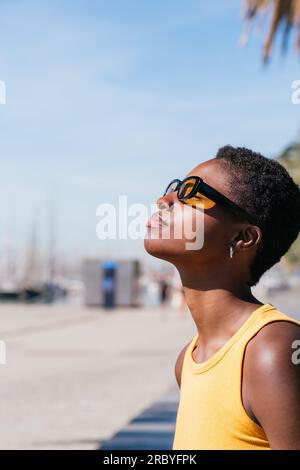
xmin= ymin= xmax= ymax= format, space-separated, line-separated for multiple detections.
xmin=243 ymin=0 xmax=300 ymax=61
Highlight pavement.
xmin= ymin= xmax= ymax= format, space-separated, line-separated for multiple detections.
xmin=0 ymin=303 xmax=194 ymax=450
xmin=100 ymin=386 xmax=179 ymax=450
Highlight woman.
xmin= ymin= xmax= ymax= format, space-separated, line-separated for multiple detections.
xmin=144 ymin=145 xmax=300 ymax=450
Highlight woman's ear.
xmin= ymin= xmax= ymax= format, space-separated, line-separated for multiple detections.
xmin=233 ymin=224 xmax=262 ymax=253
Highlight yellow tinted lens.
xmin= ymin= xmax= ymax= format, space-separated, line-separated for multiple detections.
xmin=185 ymin=192 xmax=216 ymax=209
xmin=165 ymin=181 xmax=179 ymax=195
xmin=178 ymin=178 xmax=197 ymax=198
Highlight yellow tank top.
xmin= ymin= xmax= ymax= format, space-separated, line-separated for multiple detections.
xmin=172 ymin=303 xmax=300 ymax=450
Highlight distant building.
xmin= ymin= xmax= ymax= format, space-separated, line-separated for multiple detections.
xmin=82 ymin=259 xmax=141 ymax=308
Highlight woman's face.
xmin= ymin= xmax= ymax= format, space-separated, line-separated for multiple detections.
xmin=144 ymin=158 xmax=243 ymax=269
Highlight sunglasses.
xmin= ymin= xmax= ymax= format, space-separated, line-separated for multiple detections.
xmin=163 ymin=176 xmax=257 ymax=225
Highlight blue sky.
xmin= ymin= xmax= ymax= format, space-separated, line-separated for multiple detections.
xmin=0 ymin=0 xmax=300 ymax=266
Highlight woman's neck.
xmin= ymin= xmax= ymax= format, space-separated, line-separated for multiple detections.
xmin=177 ymin=267 xmax=262 ymax=353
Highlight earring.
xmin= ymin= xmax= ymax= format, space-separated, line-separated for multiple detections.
xmin=229 ymin=244 xmax=234 ymax=259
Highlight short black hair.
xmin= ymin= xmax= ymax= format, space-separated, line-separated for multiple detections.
xmin=216 ymin=145 xmax=300 ymax=286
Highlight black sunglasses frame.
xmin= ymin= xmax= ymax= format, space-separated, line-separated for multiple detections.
xmin=164 ymin=176 xmax=257 ymax=226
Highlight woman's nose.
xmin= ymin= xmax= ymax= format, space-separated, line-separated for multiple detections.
xmin=156 ymin=193 xmax=176 ymax=210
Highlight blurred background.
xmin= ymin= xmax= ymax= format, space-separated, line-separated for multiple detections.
xmin=0 ymin=0 xmax=300 ymax=450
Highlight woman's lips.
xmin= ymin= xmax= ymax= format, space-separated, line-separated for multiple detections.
xmin=146 ymin=212 xmax=169 ymax=229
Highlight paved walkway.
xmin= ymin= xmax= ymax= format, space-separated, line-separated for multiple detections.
xmin=99 ymin=386 xmax=179 ymax=450
xmin=0 ymin=304 xmax=192 ymax=449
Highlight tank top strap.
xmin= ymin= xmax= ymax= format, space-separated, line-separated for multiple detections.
xmin=232 ymin=303 xmax=300 ymax=352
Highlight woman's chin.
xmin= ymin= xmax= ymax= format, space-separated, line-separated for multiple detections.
xmin=144 ymin=237 xmax=163 ymax=258
xmin=144 ymin=237 xmax=178 ymax=262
